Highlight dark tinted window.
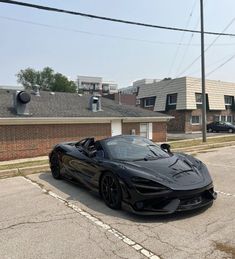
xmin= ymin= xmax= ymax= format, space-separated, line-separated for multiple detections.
xmin=168 ymin=94 xmax=177 ymax=105
xmin=104 ymin=136 xmax=169 ymax=161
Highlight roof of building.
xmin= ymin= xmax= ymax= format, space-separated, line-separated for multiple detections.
xmin=0 ymin=85 xmax=23 ymax=90
xmin=137 ymin=77 xmax=235 ymax=111
xmin=0 ymin=89 xmax=171 ymax=119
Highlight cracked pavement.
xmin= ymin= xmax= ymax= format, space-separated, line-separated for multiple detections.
xmin=0 ymin=177 xmax=145 ymax=259
xmin=0 ymin=146 xmax=235 ymax=259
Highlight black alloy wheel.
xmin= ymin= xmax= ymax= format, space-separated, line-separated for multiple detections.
xmin=100 ymin=172 xmax=122 ymax=209
xmin=50 ymin=153 xmax=61 ymax=179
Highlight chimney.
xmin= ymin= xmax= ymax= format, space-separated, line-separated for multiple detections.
xmin=89 ymin=95 xmax=102 ymax=112
xmin=118 ymin=91 xmax=121 ymax=105
xmin=97 ymin=95 xmax=102 ymax=111
xmin=13 ymin=91 xmax=31 ymax=115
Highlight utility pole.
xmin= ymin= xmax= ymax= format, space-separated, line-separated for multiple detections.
xmin=200 ymin=0 xmax=207 ymax=142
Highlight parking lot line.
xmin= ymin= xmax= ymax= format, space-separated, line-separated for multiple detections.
xmin=23 ymin=176 xmax=160 ymax=259
xmin=217 ymin=191 xmax=235 ymax=198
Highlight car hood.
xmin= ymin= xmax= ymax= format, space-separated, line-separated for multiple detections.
xmin=122 ymin=154 xmax=212 ymax=190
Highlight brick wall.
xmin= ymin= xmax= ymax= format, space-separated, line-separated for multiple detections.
xmin=122 ymin=122 xmax=167 ymax=142
xmin=122 ymin=122 xmax=140 ymax=136
xmin=166 ymin=110 xmax=186 ymax=132
xmin=0 ymin=124 xmax=111 ymax=161
xmin=185 ymin=109 xmax=235 ymax=133
xmin=185 ymin=110 xmax=201 ymax=132
xmin=0 ymin=121 xmax=167 ymax=161
xmin=105 ymin=93 xmax=137 ymax=106
xmin=152 ymin=122 xmax=167 ymax=142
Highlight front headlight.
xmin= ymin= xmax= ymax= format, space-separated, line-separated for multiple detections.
xmin=131 ymin=177 xmax=170 ymax=194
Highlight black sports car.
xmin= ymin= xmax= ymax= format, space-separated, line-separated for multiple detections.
xmin=49 ymin=135 xmax=217 ymax=215
xmin=207 ymin=121 xmax=235 ymax=133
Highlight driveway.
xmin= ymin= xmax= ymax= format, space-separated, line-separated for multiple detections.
xmin=0 ymin=146 xmax=235 ymax=259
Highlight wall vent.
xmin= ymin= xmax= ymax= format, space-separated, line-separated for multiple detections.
xmin=89 ymin=95 xmax=102 ymax=112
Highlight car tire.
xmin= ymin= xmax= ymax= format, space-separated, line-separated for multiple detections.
xmin=50 ymin=153 xmax=62 ymax=179
xmin=208 ymin=128 xmax=213 ymax=133
xmin=100 ymin=172 xmax=122 ymax=210
xmin=228 ymin=129 xmax=233 ymax=133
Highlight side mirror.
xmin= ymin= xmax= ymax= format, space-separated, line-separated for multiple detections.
xmin=160 ymin=143 xmax=171 ymax=153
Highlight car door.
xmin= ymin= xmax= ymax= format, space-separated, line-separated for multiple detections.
xmin=220 ymin=122 xmax=228 ymax=132
xmin=70 ymin=144 xmax=106 ymax=191
xmin=214 ymin=122 xmax=223 ymax=132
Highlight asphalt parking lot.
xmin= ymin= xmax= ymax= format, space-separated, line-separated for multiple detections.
xmin=0 ymin=146 xmax=235 ymax=259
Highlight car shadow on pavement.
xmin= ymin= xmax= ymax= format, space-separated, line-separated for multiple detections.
xmin=38 ymin=172 xmax=212 ymax=223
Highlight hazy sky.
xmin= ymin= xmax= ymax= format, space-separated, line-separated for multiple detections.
xmin=1 ymin=0 xmax=235 ymax=87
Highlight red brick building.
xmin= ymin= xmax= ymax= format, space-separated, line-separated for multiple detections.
xmin=0 ymin=89 xmax=172 ymax=161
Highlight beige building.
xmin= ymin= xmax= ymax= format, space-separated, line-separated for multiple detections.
xmin=137 ymin=77 xmax=235 ymax=133
xmin=77 ymin=75 xmax=118 ymax=94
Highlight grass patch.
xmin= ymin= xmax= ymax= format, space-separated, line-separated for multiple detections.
xmin=167 ymin=138 xmax=185 ymax=142
xmin=169 ymin=135 xmax=235 ymax=149
xmin=0 ymin=160 xmax=49 ymax=171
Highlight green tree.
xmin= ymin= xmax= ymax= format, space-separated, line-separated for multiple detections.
xmin=16 ymin=67 xmax=77 ymax=93
xmin=17 ymin=68 xmax=39 ymax=91
xmin=38 ymin=67 xmax=55 ymax=91
xmin=51 ymin=73 xmax=76 ymax=93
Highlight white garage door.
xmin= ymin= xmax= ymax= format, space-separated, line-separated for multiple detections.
xmin=111 ymin=120 xmax=122 ymax=136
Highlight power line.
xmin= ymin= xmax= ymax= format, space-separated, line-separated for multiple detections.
xmin=167 ymin=0 xmax=198 ymax=77
xmin=206 ymin=53 xmax=235 ymax=76
xmin=189 ymin=53 xmax=235 ymax=76
xmin=1 ymin=0 xmax=235 ymax=37
xmin=176 ymin=17 xmax=235 ymax=77
xmin=2 ymin=15 xmax=235 ymax=47
xmin=0 ymin=15 xmax=200 ymax=46
xmin=174 ymin=1 xmax=205 ymax=76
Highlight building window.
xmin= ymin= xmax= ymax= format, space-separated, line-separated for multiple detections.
xmin=195 ymin=93 xmax=202 ymax=104
xmin=227 ymin=115 xmax=232 ymax=123
xmin=168 ymin=94 xmax=177 ymax=105
xmin=224 ymin=96 xmax=233 ymax=106
xmin=191 ymin=115 xmax=201 ymax=125
xmin=214 ymin=115 xmax=220 ymax=122
xmin=215 ymin=115 xmax=233 ymax=123
xmin=144 ymin=97 xmax=155 ymax=107
xmin=221 ymin=115 xmax=226 ymax=122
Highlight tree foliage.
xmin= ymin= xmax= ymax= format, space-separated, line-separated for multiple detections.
xmin=38 ymin=67 xmax=55 ymax=91
xmin=17 ymin=68 xmax=39 ymax=91
xmin=51 ymin=73 xmax=77 ymax=93
xmin=16 ymin=67 xmax=76 ymax=93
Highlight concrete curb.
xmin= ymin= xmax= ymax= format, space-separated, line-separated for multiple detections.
xmin=0 ymin=168 xmax=19 ymax=179
xmin=0 ymin=156 xmax=48 ymax=166
xmin=172 ymin=141 xmax=235 ymax=153
xmin=0 ymin=164 xmax=50 ymax=179
xmin=168 ymin=134 xmax=235 ymax=143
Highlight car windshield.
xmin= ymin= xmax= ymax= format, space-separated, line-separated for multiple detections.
xmin=104 ymin=136 xmax=170 ymax=161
